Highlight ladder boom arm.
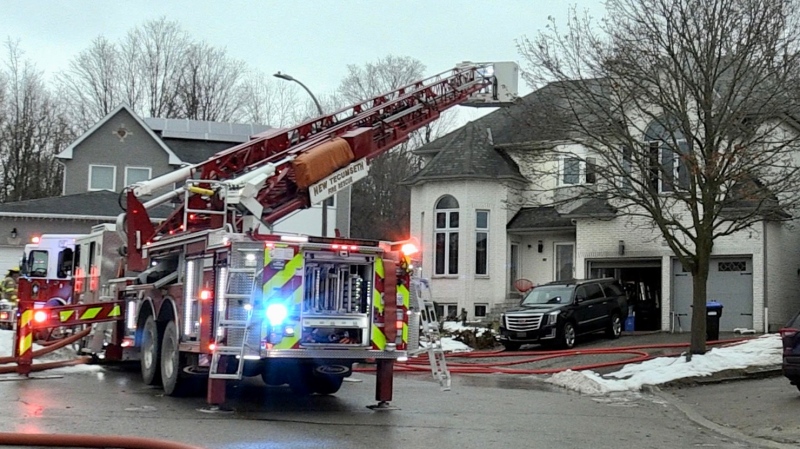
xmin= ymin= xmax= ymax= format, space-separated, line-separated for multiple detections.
xmin=121 ymin=62 xmax=517 ymax=270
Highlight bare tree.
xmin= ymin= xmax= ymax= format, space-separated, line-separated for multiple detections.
xmin=126 ymin=17 xmax=189 ymax=119
xmin=517 ymin=0 xmax=800 ymax=353
xmin=239 ymin=72 xmax=304 ymax=126
xmin=337 ymin=55 xmax=455 ymax=240
xmin=57 ymin=36 xmax=121 ymax=129
xmin=177 ymin=42 xmax=247 ymax=122
xmin=0 ymin=40 xmax=68 ymax=202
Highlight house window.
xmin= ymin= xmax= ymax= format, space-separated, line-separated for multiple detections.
xmin=434 ymin=195 xmax=459 ymax=275
xmin=436 ymin=303 xmax=459 ymax=321
xmin=474 ymin=304 xmax=487 ymax=318
xmin=559 ymin=156 xmax=596 ymax=186
xmin=645 ymin=119 xmax=690 ymax=193
xmin=621 ymin=146 xmax=632 ymax=191
xmin=475 ymin=210 xmax=489 ymax=276
xmin=555 ymin=243 xmax=574 ymax=281
xmin=125 ymin=167 xmax=152 ymax=186
xmin=89 ymin=165 xmax=116 ymax=191
xmin=509 ymin=243 xmax=519 ymax=291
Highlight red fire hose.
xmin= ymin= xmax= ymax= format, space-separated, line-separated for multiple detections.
xmin=0 ymin=432 xmax=205 ymax=449
xmin=356 ymin=338 xmax=748 ymax=375
xmin=0 ymin=327 xmax=92 ymax=372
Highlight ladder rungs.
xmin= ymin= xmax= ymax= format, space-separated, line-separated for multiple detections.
xmin=212 ymin=346 xmax=245 ymax=355
xmin=218 ymin=319 xmax=249 ymax=327
xmin=208 ymin=373 xmax=243 ymax=380
xmin=224 ymin=294 xmax=252 ymax=299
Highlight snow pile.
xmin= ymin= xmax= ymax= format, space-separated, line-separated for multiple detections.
xmin=546 ymin=334 xmax=782 ymax=395
xmin=442 ymin=321 xmax=492 ymax=337
xmin=420 ymin=336 xmax=473 ymax=353
xmin=0 ymin=329 xmax=101 ymax=374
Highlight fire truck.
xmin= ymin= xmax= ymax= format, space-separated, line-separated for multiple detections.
xmin=16 ymin=61 xmax=518 ymax=408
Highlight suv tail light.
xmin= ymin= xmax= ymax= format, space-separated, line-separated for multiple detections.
xmin=780 ymin=327 xmax=799 ymax=355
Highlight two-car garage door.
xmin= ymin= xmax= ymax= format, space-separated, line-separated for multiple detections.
xmin=672 ymin=258 xmax=753 ymax=331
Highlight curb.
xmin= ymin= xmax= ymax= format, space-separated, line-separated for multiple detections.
xmin=660 ymin=365 xmax=782 ymax=389
xmin=655 ymin=387 xmax=797 ymax=449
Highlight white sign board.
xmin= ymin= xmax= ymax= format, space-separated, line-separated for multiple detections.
xmin=309 ymin=158 xmax=369 ymax=205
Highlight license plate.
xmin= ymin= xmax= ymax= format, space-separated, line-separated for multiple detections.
xmin=516 ymin=332 xmax=527 ymax=338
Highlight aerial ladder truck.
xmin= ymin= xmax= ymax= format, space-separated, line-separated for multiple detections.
xmin=15 ymin=61 xmax=518 ymax=408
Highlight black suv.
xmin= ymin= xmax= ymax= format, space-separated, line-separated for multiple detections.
xmin=499 ymin=278 xmax=629 ymax=350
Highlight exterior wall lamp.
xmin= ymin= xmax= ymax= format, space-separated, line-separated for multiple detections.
xmin=618 ymin=240 xmax=625 ymax=256
xmin=10 ymin=228 xmax=17 ymax=239
xmin=537 ymin=240 xmax=544 ymax=253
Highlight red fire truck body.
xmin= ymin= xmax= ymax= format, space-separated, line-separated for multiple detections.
xmin=16 ymin=62 xmax=518 ymax=407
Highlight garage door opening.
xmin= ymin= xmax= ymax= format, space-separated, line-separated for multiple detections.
xmin=590 ymin=261 xmax=662 ymax=331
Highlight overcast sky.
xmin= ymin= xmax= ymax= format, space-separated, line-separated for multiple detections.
xmin=2 ymin=0 xmax=603 ymax=125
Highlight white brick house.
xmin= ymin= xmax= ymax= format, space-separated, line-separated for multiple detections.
xmin=405 ymin=86 xmax=800 ymax=332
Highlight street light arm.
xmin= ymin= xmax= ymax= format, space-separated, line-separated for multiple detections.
xmin=293 ymin=79 xmax=324 ymax=116
xmin=273 ymin=72 xmax=324 ymax=116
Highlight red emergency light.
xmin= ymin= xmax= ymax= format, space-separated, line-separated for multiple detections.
xmin=199 ymin=289 xmax=212 ymax=300
xmin=0 ymin=311 xmax=8 ymax=320
xmin=31 ymin=236 xmax=41 ymax=244
xmin=33 ymin=310 xmax=48 ymax=324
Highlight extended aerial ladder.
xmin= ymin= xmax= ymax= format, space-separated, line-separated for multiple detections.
xmin=120 ymin=61 xmax=518 ymax=271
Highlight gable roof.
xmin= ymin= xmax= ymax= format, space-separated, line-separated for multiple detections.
xmin=56 ymin=104 xmax=182 ymax=165
xmin=0 ymin=190 xmax=173 ymax=220
xmin=403 ymin=121 xmax=527 ymax=185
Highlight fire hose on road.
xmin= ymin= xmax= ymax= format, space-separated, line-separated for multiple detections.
xmin=0 ymin=327 xmax=91 ymax=374
xmin=0 ymin=432 xmax=206 ymax=449
xmin=357 ymin=338 xmax=749 ymax=375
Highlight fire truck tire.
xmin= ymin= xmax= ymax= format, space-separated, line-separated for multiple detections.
xmin=140 ymin=315 xmax=161 ymax=385
xmin=160 ymin=320 xmax=184 ymax=396
xmin=310 ymin=375 xmax=343 ymax=395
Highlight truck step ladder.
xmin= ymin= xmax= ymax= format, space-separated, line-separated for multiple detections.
xmin=209 ymin=267 xmax=258 ymax=380
xmin=421 ymin=300 xmax=451 ymax=391
xmin=409 ymin=278 xmax=451 ymax=391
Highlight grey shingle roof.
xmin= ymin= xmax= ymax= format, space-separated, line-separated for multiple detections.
xmin=160 ymin=138 xmax=237 ymax=165
xmin=0 ymin=190 xmax=173 ymax=219
xmin=403 ymin=121 xmax=527 ymax=185
xmin=507 ymin=207 xmax=575 ymax=230
xmin=562 ymin=199 xmax=618 ymax=218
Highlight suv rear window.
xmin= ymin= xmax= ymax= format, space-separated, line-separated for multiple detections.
xmin=602 ymin=282 xmax=624 ymax=297
xmin=578 ymin=283 xmax=605 ymax=300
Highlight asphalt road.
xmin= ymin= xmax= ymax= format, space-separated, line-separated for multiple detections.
xmin=666 ymin=375 xmax=800 ymax=448
xmin=0 ymin=361 xmax=777 ymax=449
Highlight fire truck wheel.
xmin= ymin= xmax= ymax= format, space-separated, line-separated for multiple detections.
xmin=310 ymin=375 xmax=343 ymax=395
xmin=160 ymin=320 xmax=183 ymax=396
xmin=140 ymin=315 xmax=161 ymax=385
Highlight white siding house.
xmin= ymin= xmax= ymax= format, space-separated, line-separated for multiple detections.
xmin=405 ymin=85 xmax=800 ymax=332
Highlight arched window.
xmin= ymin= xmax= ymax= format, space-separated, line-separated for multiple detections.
xmin=434 ymin=195 xmax=459 ymax=275
xmin=644 ymin=119 xmax=690 ymax=192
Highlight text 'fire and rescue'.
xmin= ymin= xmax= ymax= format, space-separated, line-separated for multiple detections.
xmin=309 ymin=159 xmax=369 ymax=204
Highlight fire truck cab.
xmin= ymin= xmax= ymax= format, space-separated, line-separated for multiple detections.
xmin=20 ymin=234 xmax=82 ymax=307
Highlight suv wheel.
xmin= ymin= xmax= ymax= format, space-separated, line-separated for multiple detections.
xmin=606 ymin=312 xmax=622 ymax=339
xmin=502 ymin=341 xmax=521 ymax=351
xmin=559 ymin=322 xmax=576 ymax=349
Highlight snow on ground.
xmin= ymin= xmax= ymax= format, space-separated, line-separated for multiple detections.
xmin=546 ymin=334 xmax=782 ymax=395
xmin=421 ymin=336 xmax=474 ymax=353
xmin=0 ymin=329 xmax=101 ymax=374
xmin=442 ymin=321 xmax=492 ymax=337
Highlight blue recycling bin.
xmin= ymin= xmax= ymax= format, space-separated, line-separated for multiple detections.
xmin=706 ymin=301 xmax=723 ymax=341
